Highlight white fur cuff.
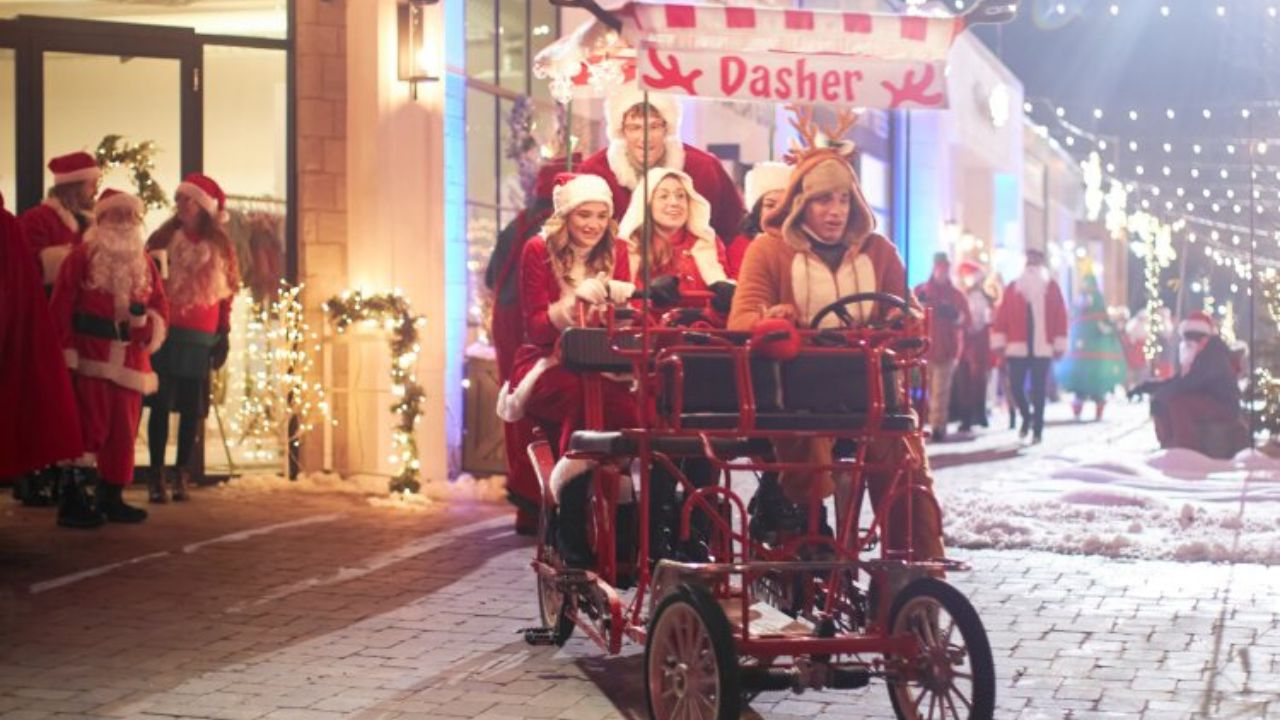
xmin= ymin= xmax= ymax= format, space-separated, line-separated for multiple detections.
xmin=549 ymin=456 xmax=596 ymax=503
xmin=548 ymin=297 xmax=577 ymax=331
xmin=144 ymin=309 xmax=167 ymax=355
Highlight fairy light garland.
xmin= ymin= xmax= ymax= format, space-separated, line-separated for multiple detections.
xmin=325 ymin=289 xmax=426 ymax=495
xmin=233 ymin=282 xmax=331 ymax=470
xmin=95 ymin=135 xmax=168 ymax=210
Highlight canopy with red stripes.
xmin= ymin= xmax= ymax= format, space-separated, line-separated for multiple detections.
xmin=534 ymin=1 xmax=986 ymax=109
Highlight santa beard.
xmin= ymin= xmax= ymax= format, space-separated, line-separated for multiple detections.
xmin=167 ymin=229 xmax=231 ymax=309
xmin=86 ymin=222 xmax=151 ymax=310
xmin=1015 ymin=265 xmax=1049 ymax=299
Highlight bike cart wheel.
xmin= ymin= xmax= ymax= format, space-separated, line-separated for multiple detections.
xmin=537 ymin=506 xmax=574 ymax=647
xmin=885 ymin=578 xmax=995 ymax=720
xmin=645 ymin=582 xmax=741 ymax=720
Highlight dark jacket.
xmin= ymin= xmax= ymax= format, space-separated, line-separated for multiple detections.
xmin=485 ymin=156 xmax=580 ymax=307
xmin=1154 ymin=335 xmax=1241 ymax=411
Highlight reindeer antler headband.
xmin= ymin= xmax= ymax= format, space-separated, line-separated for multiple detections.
xmin=783 ymin=105 xmax=861 ymax=165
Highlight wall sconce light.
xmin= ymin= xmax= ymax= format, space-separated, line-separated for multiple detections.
xmin=398 ymin=0 xmax=440 ymax=99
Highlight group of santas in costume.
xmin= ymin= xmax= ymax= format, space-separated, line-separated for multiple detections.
xmin=3 ymin=149 xmax=238 ymax=527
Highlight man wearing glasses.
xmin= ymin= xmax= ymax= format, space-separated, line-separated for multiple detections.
xmin=1129 ymin=310 xmax=1245 ymax=457
xmin=577 ymin=88 xmax=745 ymax=245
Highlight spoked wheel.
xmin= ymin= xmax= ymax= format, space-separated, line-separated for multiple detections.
xmin=536 ymin=505 xmax=574 ymax=646
xmin=885 ymin=578 xmax=995 ymax=720
xmin=645 ymin=583 xmax=740 ymax=720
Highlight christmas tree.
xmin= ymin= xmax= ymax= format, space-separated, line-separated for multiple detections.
xmin=1055 ymin=274 xmax=1128 ymax=404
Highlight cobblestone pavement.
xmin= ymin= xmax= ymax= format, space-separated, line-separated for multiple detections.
xmin=1 ymin=481 xmax=1277 ymax=720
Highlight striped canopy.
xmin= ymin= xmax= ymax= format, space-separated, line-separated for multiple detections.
xmin=533 ymin=1 xmax=1015 ymax=109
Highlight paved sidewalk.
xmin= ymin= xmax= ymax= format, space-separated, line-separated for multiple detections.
xmin=1 ymin=484 xmax=1277 ymax=719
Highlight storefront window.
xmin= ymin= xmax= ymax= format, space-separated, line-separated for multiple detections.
xmin=0 ymin=0 xmax=286 ymax=38
xmin=466 ymin=2 xmax=496 ymax=84
xmin=497 ymin=1 xmax=528 ymax=95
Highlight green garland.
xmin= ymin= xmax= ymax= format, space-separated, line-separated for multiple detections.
xmin=95 ymin=134 xmax=168 ymax=210
xmin=324 ymin=290 xmax=426 ymax=494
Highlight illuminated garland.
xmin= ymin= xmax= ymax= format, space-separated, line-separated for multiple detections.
xmin=232 ymin=282 xmax=331 ymax=468
xmin=324 ymin=289 xmax=426 ymax=494
xmin=95 ymin=134 xmax=168 ymax=210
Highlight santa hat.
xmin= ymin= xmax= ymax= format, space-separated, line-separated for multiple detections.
xmin=744 ymin=161 xmax=791 ymax=210
xmin=93 ymin=189 xmax=144 ymax=219
xmin=176 ymin=173 xmax=228 ymax=223
xmin=1179 ymin=310 xmax=1216 ymax=336
xmin=48 ymin=151 xmax=101 ymax=186
xmin=551 ymin=172 xmax=613 ymax=217
xmin=956 ymin=259 xmax=984 ymax=276
xmin=604 ymin=87 xmax=682 ymax=143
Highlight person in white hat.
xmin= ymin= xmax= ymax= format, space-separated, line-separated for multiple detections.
xmin=576 ymin=88 xmax=745 ymax=245
xmin=727 ymin=161 xmax=791 ymax=278
xmin=49 ymin=189 xmax=169 ymax=527
xmin=19 ymin=151 xmax=102 ymax=292
xmin=494 ymin=172 xmax=637 ymax=568
xmin=1129 ymin=309 xmax=1245 ymax=456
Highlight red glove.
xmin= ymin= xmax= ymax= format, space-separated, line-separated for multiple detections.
xmin=751 ymin=317 xmax=801 ymax=361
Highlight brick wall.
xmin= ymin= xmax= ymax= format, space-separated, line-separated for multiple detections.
xmin=296 ymin=0 xmax=347 ymax=472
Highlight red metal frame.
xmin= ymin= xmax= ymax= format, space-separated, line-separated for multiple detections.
xmin=533 ymin=300 xmax=960 ymax=679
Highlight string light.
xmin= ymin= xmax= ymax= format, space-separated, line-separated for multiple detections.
xmin=325 ymin=289 xmax=427 ymax=494
xmin=233 ymin=282 xmax=332 ymax=469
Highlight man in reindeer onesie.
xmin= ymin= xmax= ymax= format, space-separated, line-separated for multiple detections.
xmin=50 ymin=189 xmax=169 ymax=526
xmin=728 ymin=110 xmax=944 ymax=576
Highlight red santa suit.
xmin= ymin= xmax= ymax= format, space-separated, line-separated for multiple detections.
xmin=49 ymin=195 xmax=169 ymax=487
xmin=485 ymin=158 xmax=577 ymax=519
xmin=20 ymin=152 xmax=101 ymax=288
xmin=617 ymin=167 xmax=732 ymax=320
xmin=991 ymin=261 xmax=1068 ymax=440
xmin=494 ymin=174 xmax=638 ymax=500
xmin=0 ymin=193 xmax=84 ymax=477
xmin=575 ymin=88 xmax=745 ymax=245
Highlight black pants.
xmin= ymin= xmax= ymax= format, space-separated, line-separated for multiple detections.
xmin=1007 ymin=357 xmax=1051 ymax=436
xmin=147 ymin=374 xmax=205 ymax=470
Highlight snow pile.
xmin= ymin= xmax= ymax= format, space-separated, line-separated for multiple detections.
xmin=218 ymin=471 xmax=508 ymax=512
xmin=936 ymin=404 xmax=1280 ymax=565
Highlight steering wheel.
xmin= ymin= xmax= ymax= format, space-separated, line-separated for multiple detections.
xmin=808 ymin=292 xmax=912 ymax=330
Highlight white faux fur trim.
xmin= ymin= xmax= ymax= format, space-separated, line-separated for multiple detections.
xmin=990 ymin=332 xmax=1007 ymax=351
xmin=548 ymin=296 xmax=577 ymax=331
xmin=72 ymin=341 xmax=157 ymax=395
xmin=53 ymin=166 xmax=101 ymax=187
xmin=40 ymin=245 xmax=72 ymax=285
xmin=495 ymin=356 xmax=557 ymax=423
xmin=744 ymin=162 xmax=792 ymax=210
xmin=549 ymin=456 xmax=596 ymax=502
xmin=606 ymin=138 xmax=686 ymax=191
xmin=617 ymin=167 xmax=728 ymax=287
xmin=143 ymin=309 xmax=167 ymax=355
xmin=44 ymin=197 xmax=80 ymax=233
xmin=177 ymin=181 xmax=219 ymax=218
xmin=1004 ymin=341 xmax=1028 ymax=357
xmin=1179 ymin=318 xmax=1214 ymax=336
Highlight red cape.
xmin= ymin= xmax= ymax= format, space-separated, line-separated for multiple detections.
xmin=0 ymin=195 xmax=83 ymax=476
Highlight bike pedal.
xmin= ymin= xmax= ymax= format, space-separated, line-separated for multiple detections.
xmin=520 ymin=627 xmax=557 ymax=646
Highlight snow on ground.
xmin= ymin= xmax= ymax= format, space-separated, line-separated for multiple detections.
xmin=932 ymin=400 xmax=1280 ymax=564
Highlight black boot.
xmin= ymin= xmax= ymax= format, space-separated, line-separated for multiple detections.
xmin=97 ymin=481 xmax=148 ymax=523
xmin=648 ymin=467 xmax=678 ymax=563
xmin=15 ymin=468 xmax=57 ymax=507
xmin=555 ymin=473 xmax=594 ymax=569
xmin=170 ymin=467 xmax=190 ymax=502
xmin=56 ymin=469 xmax=104 ymax=529
xmin=147 ymin=467 xmax=169 ymax=504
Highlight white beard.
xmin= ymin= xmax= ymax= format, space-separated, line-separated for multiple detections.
xmin=1015 ymin=265 xmax=1049 ymax=299
xmin=1179 ymin=340 xmax=1202 ymax=376
xmin=167 ymin=229 xmax=231 ymax=308
xmin=86 ymin=222 xmax=150 ymax=311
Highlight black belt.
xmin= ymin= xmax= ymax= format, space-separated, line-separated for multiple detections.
xmin=73 ymin=313 xmax=131 ymax=342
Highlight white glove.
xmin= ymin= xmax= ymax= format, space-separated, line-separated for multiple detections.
xmin=606 ymin=280 xmax=636 ymax=305
xmin=574 ymin=276 xmax=609 ymax=305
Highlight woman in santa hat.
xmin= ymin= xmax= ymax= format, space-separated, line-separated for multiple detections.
xmin=726 ymin=161 xmax=790 ymax=279
xmin=144 ymin=173 xmax=240 ymax=503
xmin=616 ymin=166 xmax=735 ymax=319
xmin=20 ymin=151 xmax=101 ymax=293
xmin=495 ymin=173 xmax=637 ymax=568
